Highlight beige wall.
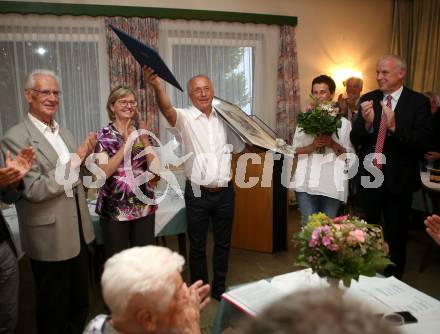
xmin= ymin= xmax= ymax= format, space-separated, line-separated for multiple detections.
xmin=11 ymin=0 xmax=394 ymax=109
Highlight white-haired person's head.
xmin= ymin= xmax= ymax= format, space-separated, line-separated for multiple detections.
xmin=24 ymin=68 xmax=60 ymax=89
xmin=240 ymin=288 xmax=400 ymax=334
xmin=96 ymin=245 xmax=209 ymax=334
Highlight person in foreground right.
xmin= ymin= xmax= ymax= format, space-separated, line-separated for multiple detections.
xmin=83 ymin=245 xmax=210 ymax=334
xmin=240 ymin=288 xmax=399 ymax=334
xmin=425 ymin=214 xmax=440 ymax=246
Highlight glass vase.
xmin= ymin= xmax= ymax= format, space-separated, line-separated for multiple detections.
xmin=326 ymin=277 xmax=348 ymax=294
xmin=326 ymin=277 xmax=341 ymax=288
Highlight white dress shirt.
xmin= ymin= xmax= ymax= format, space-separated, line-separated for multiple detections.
xmin=291 ymin=117 xmax=354 ymax=202
xmin=174 ymin=105 xmax=244 ymax=187
xmin=28 ymin=113 xmax=71 ymax=164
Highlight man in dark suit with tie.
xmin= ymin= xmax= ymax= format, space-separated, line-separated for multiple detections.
xmin=350 ymin=55 xmax=431 ymax=279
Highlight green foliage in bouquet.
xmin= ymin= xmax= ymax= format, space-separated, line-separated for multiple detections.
xmin=297 ymin=96 xmax=342 ymax=137
xmin=294 ymin=213 xmax=393 ymax=287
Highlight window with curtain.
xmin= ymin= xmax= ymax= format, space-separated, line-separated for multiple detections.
xmin=158 ymin=19 xmax=279 ymax=143
xmin=172 ymin=43 xmax=254 ymax=114
xmin=0 ymin=14 xmax=110 ymax=141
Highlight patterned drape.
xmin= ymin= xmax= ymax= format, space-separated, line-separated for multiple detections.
xmin=276 ymin=25 xmax=301 ymax=143
xmin=105 ymin=17 xmax=160 ymax=135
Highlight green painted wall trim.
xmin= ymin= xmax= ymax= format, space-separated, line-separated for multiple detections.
xmin=0 ymin=1 xmax=298 ymax=26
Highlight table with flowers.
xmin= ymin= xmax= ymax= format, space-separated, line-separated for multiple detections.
xmin=212 ymin=213 xmax=440 ymax=333
xmin=212 ymin=269 xmax=440 ymax=334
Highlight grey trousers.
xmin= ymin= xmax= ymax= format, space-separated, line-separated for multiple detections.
xmin=0 ymin=241 xmax=18 ymax=333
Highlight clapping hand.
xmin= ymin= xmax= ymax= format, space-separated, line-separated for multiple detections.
xmin=177 ymin=280 xmax=210 ymax=333
xmin=425 ymin=215 xmax=440 ymax=246
xmin=0 ymin=147 xmax=36 ymax=187
xmin=8 ymin=147 xmax=36 ymax=175
xmin=190 ymin=280 xmax=211 ymax=310
xmin=338 ymin=94 xmax=347 ymax=113
xmin=380 ymin=100 xmax=396 ymax=132
xmin=76 ymin=132 xmax=97 ymax=163
xmin=0 ymin=166 xmax=20 ymax=187
xmin=138 ymin=113 xmax=162 ymax=188
xmin=138 ymin=112 xmax=153 ymax=146
xmin=360 ymin=100 xmax=374 ymax=129
xmin=118 ymin=120 xmax=137 ymax=144
xmin=347 ymin=99 xmax=357 ymax=110
xmin=424 ymin=151 xmax=440 ymax=162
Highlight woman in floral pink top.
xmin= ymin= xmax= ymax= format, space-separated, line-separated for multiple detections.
xmin=95 ymin=86 xmax=159 ymax=258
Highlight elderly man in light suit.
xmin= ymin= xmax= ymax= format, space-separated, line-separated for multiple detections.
xmin=1 ymin=69 xmax=97 ymax=334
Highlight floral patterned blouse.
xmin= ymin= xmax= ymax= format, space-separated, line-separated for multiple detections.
xmin=95 ymin=123 xmax=157 ymax=221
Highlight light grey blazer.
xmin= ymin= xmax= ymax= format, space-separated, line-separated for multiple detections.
xmin=1 ymin=116 xmax=94 ymax=261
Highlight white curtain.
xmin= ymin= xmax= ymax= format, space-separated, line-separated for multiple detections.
xmin=0 ymin=14 xmax=109 ymax=141
xmin=158 ymin=19 xmax=279 ymax=143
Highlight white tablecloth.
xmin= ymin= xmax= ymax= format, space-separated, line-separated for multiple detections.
xmin=88 ymin=187 xmax=185 ymax=236
xmin=213 ymin=269 xmax=440 ymax=334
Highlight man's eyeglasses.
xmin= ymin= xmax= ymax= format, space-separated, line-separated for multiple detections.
xmin=117 ymin=100 xmax=138 ymax=107
xmin=29 ymin=88 xmax=62 ymax=98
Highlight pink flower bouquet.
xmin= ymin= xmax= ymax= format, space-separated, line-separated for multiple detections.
xmin=295 ymin=213 xmax=393 ymax=287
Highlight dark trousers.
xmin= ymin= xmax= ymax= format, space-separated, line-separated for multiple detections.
xmin=101 ymin=214 xmax=155 ymax=259
xmin=358 ymin=184 xmax=413 ymax=279
xmin=30 ymin=242 xmax=89 ymax=334
xmin=0 ymin=240 xmax=18 ymax=334
xmin=30 ymin=193 xmax=90 ymax=334
xmin=185 ymin=181 xmax=234 ymax=297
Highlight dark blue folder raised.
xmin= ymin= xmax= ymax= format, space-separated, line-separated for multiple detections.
xmin=109 ymin=25 xmax=183 ymax=91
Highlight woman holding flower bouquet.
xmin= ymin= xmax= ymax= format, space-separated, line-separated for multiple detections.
xmin=292 ymin=75 xmax=353 ymax=224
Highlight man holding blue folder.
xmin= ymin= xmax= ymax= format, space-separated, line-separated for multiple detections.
xmin=144 ymin=67 xmax=244 ymax=301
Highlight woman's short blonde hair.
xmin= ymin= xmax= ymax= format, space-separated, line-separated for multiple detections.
xmin=106 ymin=86 xmax=137 ymax=121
